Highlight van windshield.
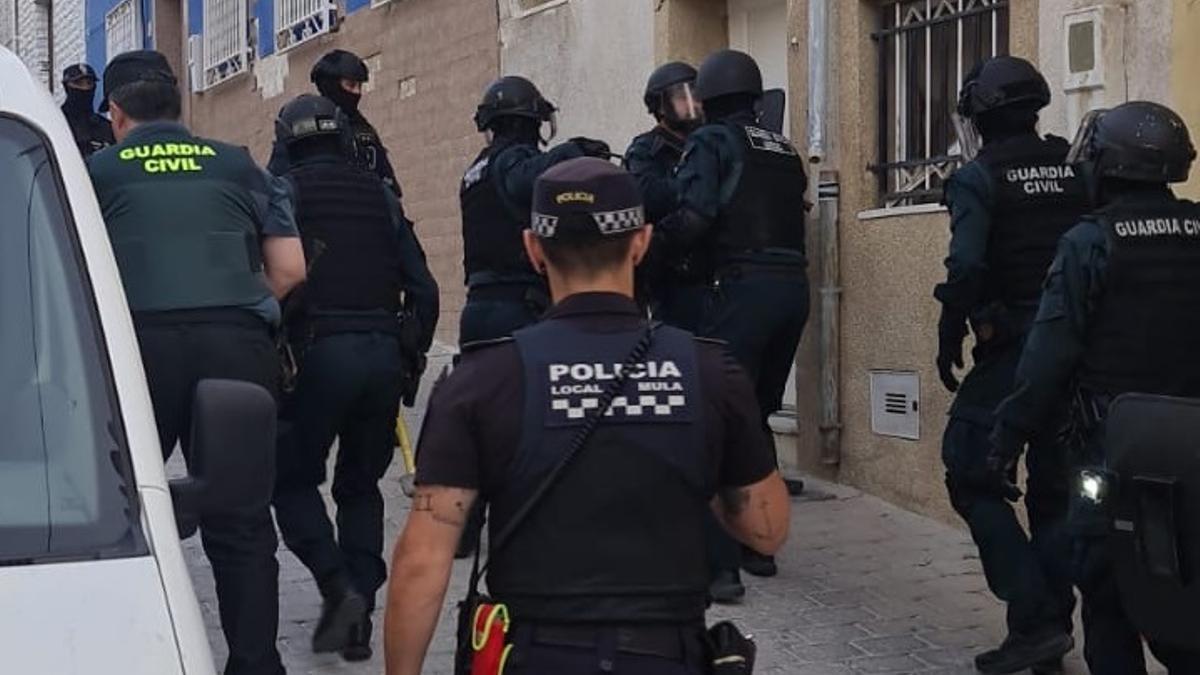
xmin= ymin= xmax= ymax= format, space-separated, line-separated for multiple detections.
xmin=0 ymin=115 xmax=143 ymax=564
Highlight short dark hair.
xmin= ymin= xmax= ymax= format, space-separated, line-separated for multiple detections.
xmin=109 ymin=80 xmax=182 ymax=122
xmin=538 ymin=229 xmax=638 ymax=276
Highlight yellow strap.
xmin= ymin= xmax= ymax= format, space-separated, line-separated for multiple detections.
xmin=471 ymin=603 xmax=512 ymax=651
xmin=498 ymin=643 xmax=514 ymax=674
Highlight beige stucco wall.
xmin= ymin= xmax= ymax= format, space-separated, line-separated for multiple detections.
xmin=1172 ymin=0 xmax=1200 ymax=200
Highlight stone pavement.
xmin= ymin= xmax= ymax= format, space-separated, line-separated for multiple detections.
xmin=179 ymin=344 xmax=1163 ymax=674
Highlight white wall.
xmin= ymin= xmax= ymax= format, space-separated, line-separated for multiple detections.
xmin=5 ymin=0 xmax=85 ymax=95
xmin=1038 ymin=0 xmax=1173 ymax=139
xmin=1 ymin=0 xmax=14 ymax=50
xmin=498 ymin=0 xmax=656 ymax=155
xmin=52 ymin=0 xmax=85 ymax=95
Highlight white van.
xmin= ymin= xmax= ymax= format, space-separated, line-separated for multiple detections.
xmin=0 ymin=47 xmax=275 ymax=675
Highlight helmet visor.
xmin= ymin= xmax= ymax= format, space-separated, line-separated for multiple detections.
xmin=951 ymin=112 xmax=983 ymax=161
xmin=663 ymin=82 xmax=702 ymax=123
xmin=1066 ymin=109 xmax=1109 ymax=165
xmin=540 ymin=110 xmax=558 ymax=145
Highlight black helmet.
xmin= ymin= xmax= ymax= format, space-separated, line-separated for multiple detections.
xmin=473 ymin=75 xmax=556 ymax=132
xmin=310 ymin=49 xmax=369 ymax=85
xmin=1068 ymin=101 xmax=1197 ymax=184
xmin=694 ymin=50 xmax=763 ymax=102
xmin=644 ymin=61 xmax=697 ymax=113
xmin=62 ymin=63 xmax=98 ymax=85
xmin=957 ymin=56 xmax=1050 ymax=119
xmin=275 ymin=94 xmax=350 ymax=148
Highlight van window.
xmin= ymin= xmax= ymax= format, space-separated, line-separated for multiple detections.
xmin=0 ymin=115 xmax=144 ymax=563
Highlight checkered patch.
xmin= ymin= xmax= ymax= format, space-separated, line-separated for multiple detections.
xmin=532 ymin=213 xmax=559 ymax=237
xmin=550 ymin=393 xmax=687 ymax=420
xmin=591 ymin=206 xmax=645 ymax=235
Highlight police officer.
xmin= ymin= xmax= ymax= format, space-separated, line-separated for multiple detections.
xmin=268 ymin=49 xmax=399 ymax=194
xmin=624 ymin=61 xmax=703 ymax=319
xmin=269 ymin=94 xmax=439 ymax=662
xmin=88 ymin=50 xmax=306 ymax=675
xmin=459 ymin=75 xmax=611 ymax=345
xmin=662 ymin=49 xmax=809 ymax=596
xmin=987 ymin=101 xmax=1200 ymax=675
xmin=383 ymin=157 xmax=789 ymax=675
xmin=60 ymin=63 xmax=114 ymax=158
xmin=934 ymin=56 xmax=1086 ymax=674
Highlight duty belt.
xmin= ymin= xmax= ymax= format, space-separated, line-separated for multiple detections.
xmin=515 ymin=622 xmax=704 ymax=660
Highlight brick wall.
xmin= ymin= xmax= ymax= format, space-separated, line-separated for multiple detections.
xmin=184 ymin=0 xmax=499 ymax=346
xmin=16 ymin=0 xmax=50 ymax=85
xmin=52 ymin=0 xmax=86 ymax=98
xmin=1 ymin=0 xmax=13 ymax=50
xmin=4 ymin=0 xmax=86 ymax=99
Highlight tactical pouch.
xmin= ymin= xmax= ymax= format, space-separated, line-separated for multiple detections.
xmin=706 ymin=621 xmax=756 ymax=674
xmin=454 ymin=594 xmax=511 ymax=675
xmin=1131 ymin=476 xmax=1186 ymax=584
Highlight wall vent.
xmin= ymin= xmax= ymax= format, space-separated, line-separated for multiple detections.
xmin=870 ymin=370 xmax=920 ymax=441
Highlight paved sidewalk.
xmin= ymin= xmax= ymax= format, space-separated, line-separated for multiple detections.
xmin=179 ymin=344 xmax=1158 ymax=674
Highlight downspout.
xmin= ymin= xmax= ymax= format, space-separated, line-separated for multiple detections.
xmin=807 ymin=0 xmax=841 ymax=466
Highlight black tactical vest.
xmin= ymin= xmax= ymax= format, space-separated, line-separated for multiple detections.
xmin=1079 ymin=199 xmax=1200 ymax=396
xmin=88 ymin=126 xmax=271 ymax=313
xmin=717 ymin=121 xmax=808 ymax=255
xmin=976 ymin=135 xmax=1090 ymax=309
xmin=287 ymin=163 xmax=403 ymax=313
xmin=460 ymin=144 xmax=535 ymax=282
xmin=488 ymin=320 xmax=710 ymax=623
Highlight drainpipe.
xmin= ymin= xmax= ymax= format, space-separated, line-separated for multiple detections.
xmin=807 ymin=0 xmax=842 ymax=466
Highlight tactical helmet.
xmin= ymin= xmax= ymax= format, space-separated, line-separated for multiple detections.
xmin=310 ymin=49 xmax=369 ymax=85
xmin=957 ymin=56 xmax=1050 ymax=119
xmin=643 ymin=61 xmax=697 ymax=114
xmin=694 ymin=50 xmax=763 ymax=102
xmin=275 ymin=94 xmax=350 ymax=148
xmin=62 ymin=63 xmax=98 ymax=85
xmin=1067 ymin=101 xmax=1197 ymax=184
xmin=473 ymin=75 xmax=556 ymax=132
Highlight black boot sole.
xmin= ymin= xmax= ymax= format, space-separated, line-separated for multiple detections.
xmin=976 ymin=634 xmax=1074 ymax=675
xmin=312 ymin=592 xmax=368 ymax=653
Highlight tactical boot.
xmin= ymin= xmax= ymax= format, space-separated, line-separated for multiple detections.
xmin=312 ymin=575 xmax=368 ymax=654
xmin=784 ymin=478 xmax=805 ymax=496
xmin=709 ymin=569 xmax=746 ymax=605
xmin=342 ymin=615 xmax=373 ymax=662
xmin=741 ymin=547 xmax=778 ymax=578
xmin=1031 ymin=658 xmax=1065 ymax=675
xmin=974 ymin=631 xmax=1074 ymax=674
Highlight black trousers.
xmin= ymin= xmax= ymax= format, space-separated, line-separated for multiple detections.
xmin=1075 ymin=537 xmax=1200 ymax=675
xmin=273 ymin=332 xmax=406 ymax=610
xmin=135 ymin=311 xmax=284 ymax=675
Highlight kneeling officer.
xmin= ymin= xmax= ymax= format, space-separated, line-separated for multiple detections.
xmin=271 ymin=94 xmax=439 ymax=662
xmin=383 ymin=157 xmax=789 ymax=674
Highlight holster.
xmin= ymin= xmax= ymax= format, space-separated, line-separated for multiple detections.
xmin=706 ymin=621 xmax=756 ymax=674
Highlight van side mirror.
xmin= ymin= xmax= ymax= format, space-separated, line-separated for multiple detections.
xmin=169 ymin=379 xmax=276 ymax=538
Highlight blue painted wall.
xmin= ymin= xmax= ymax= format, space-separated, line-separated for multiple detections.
xmin=85 ymin=0 xmax=151 ymax=68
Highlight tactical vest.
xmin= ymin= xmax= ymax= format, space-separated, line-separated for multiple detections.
xmin=460 ymin=143 xmax=534 ymax=282
xmin=351 ymin=120 xmax=385 ymax=175
xmin=976 ymin=135 xmax=1090 ymax=309
xmin=89 ymin=127 xmax=270 ymax=313
xmin=488 ymin=320 xmax=710 ymax=623
xmin=1079 ymin=199 xmax=1200 ymax=396
xmin=716 ymin=121 xmax=808 ymax=255
xmin=287 ymin=163 xmax=403 ymax=313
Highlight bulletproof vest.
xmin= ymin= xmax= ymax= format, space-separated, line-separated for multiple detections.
xmin=646 ymin=126 xmax=684 ymax=170
xmin=66 ymin=113 xmax=113 ymax=158
xmin=351 ymin=120 xmax=385 ymax=175
xmin=460 ymin=143 xmax=534 ymax=282
xmin=717 ymin=120 xmax=807 ymax=255
xmin=88 ymin=128 xmax=270 ymax=313
xmin=488 ymin=320 xmax=710 ymax=623
xmin=1079 ymin=199 xmax=1200 ymax=396
xmin=976 ymin=135 xmax=1090 ymax=309
xmin=286 ymin=163 xmax=403 ymax=313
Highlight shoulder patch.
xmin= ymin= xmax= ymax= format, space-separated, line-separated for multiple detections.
xmin=460 ymin=336 xmax=516 ymax=353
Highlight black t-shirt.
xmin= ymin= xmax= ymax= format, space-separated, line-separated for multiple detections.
xmin=415 ymin=292 xmax=775 ymax=498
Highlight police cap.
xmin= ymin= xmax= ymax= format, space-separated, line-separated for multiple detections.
xmin=531 ymin=158 xmax=645 ymax=240
xmin=957 ymin=56 xmax=1050 ymax=119
xmin=310 ymin=49 xmax=369 ymax=84
xmin=62 ymin=63 xmax=98 ymax=85
xmin=694 ymin=49 xmax=763 ymax=102
xmin=644 ymin=61 xmax=697 ymax=113
xmin=101 ymin=50 xmax=177 ymax=112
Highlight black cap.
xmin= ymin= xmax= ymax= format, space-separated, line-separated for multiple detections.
xmin=101 ymin=50 xmax=176 ymax=112
xmin=62 ymin=63 xmax=98 ymax=84
xmin=531 ymin=158 xmax=645 ymax=240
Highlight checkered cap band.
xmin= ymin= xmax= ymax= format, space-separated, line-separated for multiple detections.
xmin=532 ymin=213 xmax=559 ymax=237
xmin=591 ymin=206 xmax=645 ymax=235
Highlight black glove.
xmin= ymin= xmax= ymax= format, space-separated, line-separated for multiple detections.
xmin=973 ymin=439 xmax=1024 ymax=503
xmin=936 ymin=307 xmax=968 ymax=393
xmin=569 ymin=136 xmax=611 ymax=159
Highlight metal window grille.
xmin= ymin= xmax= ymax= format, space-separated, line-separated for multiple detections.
xmin=200 ymin=0 xmax=249 ymax=89
xmin=274 ymin=0 xmax=337 ymax=53
xmin=870 ymin=0 xmax=1009 ymax=208
xmin=105 ymin=0 xmax=142 ymax=63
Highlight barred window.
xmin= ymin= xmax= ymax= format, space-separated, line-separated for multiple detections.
xmin=201 ymin=0 xmax=250 ymax=89
xmin=871 ymin=0 xmax=1009 ymax=208
xmin=105 ymin=0 xmax=142 ymax=62
xmin=274 ymin=0 xmax=338 ymax=53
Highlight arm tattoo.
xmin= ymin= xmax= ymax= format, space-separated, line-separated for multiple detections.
xmin=411 ymin=488 xmax=469 ymax=527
